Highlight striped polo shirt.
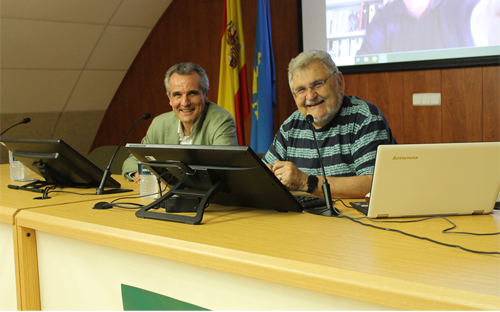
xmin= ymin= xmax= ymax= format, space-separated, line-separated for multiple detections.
xmin=263 ymin=95 xmax=397 ymax=177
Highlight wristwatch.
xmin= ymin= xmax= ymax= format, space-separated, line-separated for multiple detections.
xmin=306 ymin=175 xmax=318 ymax=193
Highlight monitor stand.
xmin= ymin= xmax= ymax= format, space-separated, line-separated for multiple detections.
xmin=8 ymin=180 xmax=47 ymax=194
xmin=8 ymin=177 xmax=132 ymax=199
xmin=8 ymin=180 xmax=59 ymax=199
xmin=135 ymin=169 xmax=227 ymax=225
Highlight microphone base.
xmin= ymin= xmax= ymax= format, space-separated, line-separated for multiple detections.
xmin=95 ymin=188 xmax=133 ymax=195
xmin=304 ymin=207 xmax=337 ymax=217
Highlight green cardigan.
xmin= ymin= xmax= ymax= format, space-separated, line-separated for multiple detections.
xmin=122 ymin=102 xmax=238 ymax=177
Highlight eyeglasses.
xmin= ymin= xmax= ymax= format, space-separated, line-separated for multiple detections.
xmin=293 ymin=71 xmax=336 ymax=99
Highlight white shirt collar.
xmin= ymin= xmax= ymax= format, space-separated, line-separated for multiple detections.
xmin=177 ymin=119 xmax=199 ymax=145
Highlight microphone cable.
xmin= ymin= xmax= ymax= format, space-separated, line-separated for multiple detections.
xmin=1 ymin=117 xmax=31 ymax=136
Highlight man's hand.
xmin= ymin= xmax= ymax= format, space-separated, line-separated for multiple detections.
xmin=267 ymin=161 xmax=373 ymax=198
xmin=133 ymin=172 xmax=141 ymax=185
xmin=270 ymin=160 xmax=308 ymax=191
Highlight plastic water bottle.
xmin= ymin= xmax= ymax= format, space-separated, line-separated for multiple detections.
xmin=9 ymin=150 xmax=35 ymax=182
xmin=138 ymin=164 xmax=158 ymax=198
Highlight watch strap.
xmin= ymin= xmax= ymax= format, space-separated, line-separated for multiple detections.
xmin=306 ymin=175 xmax=318 ymax=193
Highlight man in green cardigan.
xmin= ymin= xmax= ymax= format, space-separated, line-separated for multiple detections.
xmin=122 ymin=62 xmax=238 ymax=184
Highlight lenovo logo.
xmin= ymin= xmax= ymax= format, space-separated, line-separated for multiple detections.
xmin=393 ymin=156 xmax=418 ymax=160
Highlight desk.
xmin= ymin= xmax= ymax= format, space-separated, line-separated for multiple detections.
xmin=0 ymin=164 xmax=137 ymax=310
xmin=13 ymin=188 xmax=500 ymax=310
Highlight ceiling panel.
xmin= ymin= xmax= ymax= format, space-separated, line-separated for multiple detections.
xmin=85 ymin=25 xmax=152 ymax=70
xmin=64 ymin=70 xmax=127 ymax=111
xmin=0 ymin=0 xmax=172 ymax=115
xmin=1 ymin=19 xmax=104 ymax=69
xmin=110 ymin=0 xmax=173 ymax=27
xmin=1 ymin=69 xmax=81 ymax=114
xmin=0 ymin=0 xmax=122 ymax=24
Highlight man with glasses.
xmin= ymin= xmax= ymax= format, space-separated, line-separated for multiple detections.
xmin=262 ymin=50 xmax=396 ymax=199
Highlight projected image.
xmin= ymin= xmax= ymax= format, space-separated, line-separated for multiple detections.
xmin=314 ymin=0 xmax=500 ymax=67
xmin=326 ymin=0 xmax=385 ymax=61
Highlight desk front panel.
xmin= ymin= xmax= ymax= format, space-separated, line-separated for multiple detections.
xmin=0 ymin=163 xmax=139 ymax=310
xmin=0 ymin=222 xmax=17 ymax=311
xmin=16 ymin=199 xmax=500 ymax=310
xmin=34 ymin=230 xmax=394 ymax=311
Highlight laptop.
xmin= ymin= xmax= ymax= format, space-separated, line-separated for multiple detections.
xmin=351 ymin=142 xmax=500 ymax=218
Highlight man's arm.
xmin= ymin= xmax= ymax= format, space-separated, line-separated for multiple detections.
xmin=200 ymin=103 xmax=239 ymax=146
xmin=269 ymin=161 xmax=372 ymax=199
xmin=122 ymin=113 xmax=175 ymax=182
xmin=121 ymin=117 xmax=160 ymax=182
xmin=318 ymin=175 xmax=372 ymax=199
xmin=211 ymin=116 xmax=238 ymax=146
xmin=122 ymin=153 xmax=140 ymax=180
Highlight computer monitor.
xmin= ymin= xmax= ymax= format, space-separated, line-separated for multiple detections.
xmin=1 ymin=138 xmax=121 ymax=190
xmin=126 ymin=144 xmax=304 ymax=225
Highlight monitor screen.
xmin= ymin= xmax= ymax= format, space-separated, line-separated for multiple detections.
xmin=301 ymin=0 xmax=500 ymax=73
xmin=1 ymin=138 xmax=121 ymax=189
xmin=126 ymin=144 xmax=304 ymax=224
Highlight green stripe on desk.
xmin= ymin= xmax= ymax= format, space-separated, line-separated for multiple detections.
xmin=121 ymin=284 xmax=209 ymax=311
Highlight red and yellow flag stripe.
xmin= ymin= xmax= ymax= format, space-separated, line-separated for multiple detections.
xmin=218 ymin=0 xmax=250 ymax=146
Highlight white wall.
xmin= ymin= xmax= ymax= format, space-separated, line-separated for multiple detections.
xmin=0 ymin=0 xmax=172 ymax=162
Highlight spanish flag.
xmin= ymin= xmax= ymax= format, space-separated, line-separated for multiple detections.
xmin=218 ymin=0 xmax=250 ymax=146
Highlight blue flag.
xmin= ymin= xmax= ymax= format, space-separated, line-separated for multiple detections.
xmin=250 ymin=0 xmax=275 ymax=153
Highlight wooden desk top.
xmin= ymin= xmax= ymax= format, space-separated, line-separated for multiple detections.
xmin=0 ymin=164 xmax=137 ymax=224
xmin=15 ymin=191 xmax=500 ymax=310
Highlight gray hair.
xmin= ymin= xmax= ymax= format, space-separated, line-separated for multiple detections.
xmin=164 ymin=62 xmax=209 ymax=96
xmin=287 ymin=50 xmax=339 ymax=93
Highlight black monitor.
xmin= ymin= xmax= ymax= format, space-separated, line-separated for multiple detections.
xmin=126 ymin=144 xmax=304 ymax=224
xmin=1 ymin=138 xmax=121 ymax=191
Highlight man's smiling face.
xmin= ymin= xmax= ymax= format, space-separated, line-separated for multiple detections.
xmin=291 ymin=61 xmax=344 ymax=128
xmin=167 ymin=72 xmax=206 ymax=132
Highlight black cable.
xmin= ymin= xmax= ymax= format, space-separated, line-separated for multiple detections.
xmin=93 ymin=180 xmax=176 ymax=210
xmin=103 ymin=202 xmax=144 ymax=209
xmin=43 ymin=186 xmax=56 ymax=199
xmin=337 ymin=199 xmax=500 ymax=235
xmin=43 ymin=174 xmax=170 ymax=198
xmin=36 ymin=187 xmax=500 ymax=254
xmin=334 ymin=199 xmax=500 ymax=255
xmin=42 ymin=190 xmax=96 ymax=196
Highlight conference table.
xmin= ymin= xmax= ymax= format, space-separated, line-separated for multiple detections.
xmin=0 ymin=164 xmax=139 ymax=310
xmin=2 ymin=164 xmax=499 ymax=310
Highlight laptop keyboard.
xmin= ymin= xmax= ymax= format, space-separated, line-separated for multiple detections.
xmin=350 ymin=201 xmax=369 ymax=215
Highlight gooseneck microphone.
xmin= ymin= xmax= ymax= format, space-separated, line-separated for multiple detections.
xmin=95 ymin=113 xmax=151 ymax=195
xmin=306 ymin=114 xmax=339 ymax=216
xmin=1 ymin=117 xmax=31 ymax=136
